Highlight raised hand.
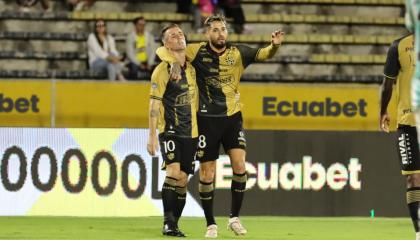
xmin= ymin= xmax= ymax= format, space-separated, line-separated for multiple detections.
xmin=271 ymin=29 xmax=285 ymax=46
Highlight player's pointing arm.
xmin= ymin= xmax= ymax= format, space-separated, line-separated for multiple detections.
xmin=255 ymin=29 xmax=285 ymax=61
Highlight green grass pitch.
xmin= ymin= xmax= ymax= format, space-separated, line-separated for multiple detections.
xmin=0 ymin=216 xmax=413 ymax=240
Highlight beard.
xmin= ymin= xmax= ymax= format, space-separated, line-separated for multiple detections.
xmin=210 ymin=39 xmax=226 ymax=49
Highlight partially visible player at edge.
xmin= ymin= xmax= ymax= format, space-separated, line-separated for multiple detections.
xmin=156 ymin=14 xmax=284 ymax=238
xmin=147 ymin=24 xmax=198 ymax=237
xmin=406 ymin=2 xmax=420 ymax=239
xmin=407 ymin=1 xmax=420 ymax=109
xmin=380 ymin=32 xmax=420 ymax=240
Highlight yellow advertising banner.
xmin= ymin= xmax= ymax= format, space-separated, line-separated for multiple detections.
xmin=0 ymin=80 xmax=51 ymax=126
xmin=55 ymin=81 xmax=149 ymax=128
xmin=0 ymin=80 xmax=396 ymax=131
xmin=240 ymin=83 xmax=397 ymax=131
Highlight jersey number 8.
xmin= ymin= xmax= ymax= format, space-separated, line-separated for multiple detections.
xmin=198 ymin=135 xmax=206 ymax=149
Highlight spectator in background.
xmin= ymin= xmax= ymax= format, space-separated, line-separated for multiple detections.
xmin=218 ymin=0 xmax=245 ymax=34
xmin=196 ymin=0 xmax=216 ymax=32
xmin=177 ymin=0 xmax=216 ymax=33
xmin=65 ymin=0 xmax=95 ymax=11
xmin=176 ymin=0 xmax=192 ymax=13
xmin=87 ymin=19 xmax=125 ymax=81
xmin=126 ymin=17 xmax=157 ymax=80
xmin=199 ymin=0 xmax=216 ymax=18
xmin=178 ymin=0 xmax=246 ymax=34
xmin=17 ymin=0 xmax=51 ymax=12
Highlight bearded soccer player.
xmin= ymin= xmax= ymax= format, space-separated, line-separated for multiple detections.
xmin=147 ymin=24 xmax=198 ymax=237
xmin=156 ymin=14 xmax=284 ymax=238
xmin=380 ymin=33 xmax=420 ymax=240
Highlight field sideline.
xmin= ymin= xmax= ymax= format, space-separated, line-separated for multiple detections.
xmin=0 ymin=216 xmax=412 ymax=240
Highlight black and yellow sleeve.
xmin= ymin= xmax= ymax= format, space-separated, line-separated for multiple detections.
xmin=155 ymin=43 xmax=204 ymax=63
xmin=185 ymin=43 xmax=203 ymax=61
xmin=237 ymin=43 xmax=280 ymax=68
xmin=150 ymin=62 xmax=170 ymax=100
xmin=383 ymin=40 xmax=400 ymax=80
xmin=236 ymin=44 xmax=259 ymax=68
xmin=255 ymin=44 xmax=280 ymax=62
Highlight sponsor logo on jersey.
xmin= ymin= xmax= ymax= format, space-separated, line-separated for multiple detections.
xmin=398 ymin=133 xmax=412 ymax=165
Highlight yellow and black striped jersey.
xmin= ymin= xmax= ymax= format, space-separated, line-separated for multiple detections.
xmin=150 ymin=61 xmax=198 ymax=138
xmin=384 ymin=34 xmax=415 ymax=126
xmin=157 ymin=42 xmax=279 ymax=117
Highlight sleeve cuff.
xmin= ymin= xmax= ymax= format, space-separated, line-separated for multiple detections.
xmin=150 ymin=96 xmax=163 ymax=101
xmin=383 ymin=73 xmax=397 ymax=80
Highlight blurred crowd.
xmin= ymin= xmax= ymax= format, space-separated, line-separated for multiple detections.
xmin=87 ymin=18 xmax=158 ymax=81
xmin=13 ymin=0 xmax=247 ymax=80
xmin=177 ymin=0 xmax=246 ymax=34
xmin=16 ymin=0 xmax=96 ymax=12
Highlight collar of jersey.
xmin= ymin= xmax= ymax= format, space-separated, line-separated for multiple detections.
xmin=205 ymin=42 xmax=232 ymax=56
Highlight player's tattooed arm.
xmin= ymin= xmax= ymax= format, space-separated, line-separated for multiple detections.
xmin=256 ymin=29 xmax=285 ymax=61
xmin=149 ymin=99 xmax=160 ymax=126
xmin=156 ymin=44 xmax=202 ymax=81
xmin=147 ymin=99 xmax=161 ymax=156
xmin=170 ymin=62 xmax=182 ymax=81
xmin=150 ymin=109 xmax=159 ymax=118
xmin=155 ymin=47 xmax=182 ymax=81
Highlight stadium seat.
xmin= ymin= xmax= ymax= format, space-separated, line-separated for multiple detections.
xmin=0 ymin=11 xmax=404 ymax=26
xmin=0 ymin=0 xmax=404 ymax=83
xmin=50 ymin=0 xmax=403 ymax=5
xmin=0 ymin=69 xmax=382 ymax=83
xmin=0 ymin=70 xmax=105 ymax=79
xmin=0 ymin=31 xmax=399 ymax=45
xmin=241 ymin=0 xmax=403 ymax=5
xmin=262 ymin=54 xmax=386 ymax=64
xmin=0 ymin=51 xmax=86 ymax=60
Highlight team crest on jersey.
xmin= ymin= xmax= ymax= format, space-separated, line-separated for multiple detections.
xmin=197 ymin=150 xmax=204 ymax=158
xmin=152 ymin=83 xmax=158 ymax=89
xmin=167 ymin=153 xmax=175 ymax=161
xmin=225 ymin=55 xmax=235 ymax=65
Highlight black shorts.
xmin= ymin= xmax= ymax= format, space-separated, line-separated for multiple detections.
xmin=397 ymin=125 xmax=420 ymax=175
xmin=196 ymin=111 xmax=246 ymax=162
xmin=159 ymin=134 xmax=198 ymax=175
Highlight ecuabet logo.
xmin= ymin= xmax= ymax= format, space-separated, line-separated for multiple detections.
xmin=262 ymin=97 xmax=367 ymax=117
xmin=0 ymin=94 xmax=40 ymax=113
xmin=215 ymin=155 xmax=362 ymax=191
